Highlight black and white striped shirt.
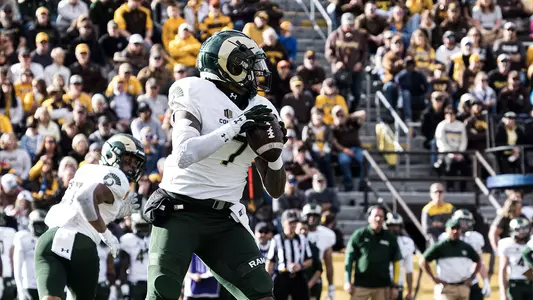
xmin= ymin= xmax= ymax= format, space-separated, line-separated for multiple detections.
xmin=267 ymin=233 xmax=312 ymax=272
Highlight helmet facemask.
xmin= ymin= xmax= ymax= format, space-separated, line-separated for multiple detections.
xmin=224 ymin=42 xmax=271 ymax=96
xmin=30 ymin=221 xmax=48 ymax=237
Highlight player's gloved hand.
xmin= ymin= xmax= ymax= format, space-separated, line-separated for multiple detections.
xmin=120 ymin=283 xmax=130 ymax=299
xmin=482 ymin=278 xmax=491 ymax=297
xmin=327 ymin=284 xmax=335 ymax=300
xmin=232 ymin=105 xmax=273 ymax=134
xmin=116 ymin=192 xmax=141 ymax=219
xmin=278 ymin=120 xmax=288 ymax=144
xmin=99 ymin=229 xmax=120 ymax=258
xmin=17 ymin=288 xmax=32 ymax=300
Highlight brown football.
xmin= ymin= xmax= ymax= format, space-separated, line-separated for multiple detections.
xmin=247 ymin=115 xmax=285 ymax=162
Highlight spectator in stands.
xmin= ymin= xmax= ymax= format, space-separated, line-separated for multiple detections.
xmin=268 ymin=60 xmax=292 ymax=109
xmin=199 ymin=1 xmax=233 ymax=41
xmin=108 ymin=77 xmax=137 ymax=132
xmin=57 ymin=0 xmax=89 ymax=33
xmin=435 ymin=31 xmax=460 ymax=73
xmin=113 ymin=0 xmax=153 ymax=44
xmin=472 ymin=0 xmax=503 ymax=45
xmin=26 ymin=7 xmax=60 ymax=50
xmin=457 ymin=53 xmax=482 ymax=98
xmin=448 ymin=38 xmax=474 ymax=84
xmin=69 ymin=43 xmax=107 ymax=94
xmin=106 ymin=63 xmax=142 ymax=96
xmin=0 ymin=5 xmax=24 ymax=50
xmin=281 ymin=128 xmax=296 ymax=162
xmin=29 ymin=155 xmax=59 ymax=208
xmin=279 ymin=21 xmax=297 ymax=63
xmin=0 ymin=173 xmax=21 ymax=207
xmin=34 ymin=107 xmax=61 ymax=142
xmin=14 ymin=70 xmax=33 ymax=106
xmin=0 ymin=81 xmax=23 ymax=128
xmin=259 ymin=0 xmax=283 ymax=32
xmin=354 ymin=2 xmax=388 ymax=54
xmin=303 ymin=107 xmax=336 ymax=187
xmin=222 ymin=0 xmax=255 ymax=31
xmin=168 ymin=23 xmax=201 ymax=68
xmin=489 ymin=196 xmax=524 ymax=251
xmin=137 ymin=78 xmax=168 ymax=122
xmin=438 ymin=3 xmax=469 ymax=44
xmin=435 ymin=105 xmax=469 ymax=191
xmin=261 ymin=28 xmax=288 ymax=69
xmin=332 ymin=106 xmax=367 ymax=192
xmin=89 ymin=0 xmax=120 ymax=37
xmin=396 ymin=57 xmax=430 ymax=122
xmin=72 ymin=104 xmax=95 ymax=137
xmin=131 ymin=101 xmax=165 ymax=145
xmin=429 ymin=63 xmax=454 ymax=98
xmin=407 ymin=29 xmax=436 ymax=76
xmin=20 ymin=117 xmax=42 ymax=161
xmin=280 ymin=106 xmax=298 ymax=136
xmin=116 ymin=34 xmax=149 ymax=75
xmin=90 ymin=94 xmax=117 ymax=124
xmin=315 ymin=78 xmax=348 ymax=125
xmin=31 ymin=32 xmax=53 ymax=68
xmin=296 ymin=51 xmax=325 ymax=98
xmin=325 ymin=12 xmax=368 ymax=110
xmin=382 ymin=35 xmax=405 ymax=116
xmin=418 ymin=10 xmax=436 ymax=46
xmin=161 ymin=3 xmax=185 ymax=52
xmin=275 ymin=174 xmax=306 ymax=216
xmin=10 ymin=48 xmax=44 ymax=83
xmin=465 ymin=99 xmax=489 ymax=151
xmin=139 ymin=126 xmax=163 ymax=175
xmin=471 ymin=72 xmax=497 ymax=113
xmin=495 ymin=111 xmax=525 ymax=174
xmin=421 ymin=182 xmax=455 ymax=242
xmin=64 ymin=75 xmax=92 ymax=112
xmin=184 ymin=0 xmax=209 ymax=31
xmin=23 ymin=79 xmax=47 ymax=115
xmin=243 ymin=11 xmax=271 ymax=45
xmin=43 ymin=48 xmax=71 ymax=87
xmin=281 ymin=76 xmax=314 ymax=128
xmin=172 ymin=64 xmax=188 ymax=82
xmin=285 ymin=141 xmax=318 ymax=191
xmin=59 ymin=120 xmax=78 ymax=154
xmin=488 ymin=53 xmax=511 ymax=96
xmin=88 ymin=115 xmax=116 ymax=145
xmin=492 ymin=22 xmax=525 ymax=73
xmin=457 ymin=93 xmax=474 ymax=122
xmin=0 ymin=133 xmax=31 ymax=180
xmin=137 ymin=51 xmax=172 ymax=89
xmin=68 ymin=18 xmax=107 ymax=67
xmin=98 ymin=20 xmax=128 ymax=66
xmin=305 ymin=173 xmax=340 ymax=214
xmin=68 ymin=133 xmax=88 ymax=163
xmin=498 ymin=0 xmax=530 ymax=20
xmin=497 ymin=70 xmax=532 ymax=116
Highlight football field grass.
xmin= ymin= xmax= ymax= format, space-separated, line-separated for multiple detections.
xmin=327 ymin=253 xmax=501 ymax=300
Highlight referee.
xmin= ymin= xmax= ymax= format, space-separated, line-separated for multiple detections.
xmin=344 ymin=205 xmax=402 ymax=300
xmin=266 ymin=209 xmax=313 ymax=300
xmin=420 ymin=218 xmax=481 ymax=300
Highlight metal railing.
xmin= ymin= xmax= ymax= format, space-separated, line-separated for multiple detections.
xmin=473 ymin=151 xmax=501 ymax=211
xmin=294 ymin=0 xmax=328 ymax=41
xmin=362 ymin=150 xmax=427 ymax=241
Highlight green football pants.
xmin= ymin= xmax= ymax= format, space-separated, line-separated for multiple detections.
xmin=146 ymin=190 xmax=273 ymax=300
xmin=34 ymin=227 xmax=99 ymax=300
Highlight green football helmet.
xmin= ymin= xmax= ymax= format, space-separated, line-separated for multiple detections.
xmin=510 ymin=217 xmax=530 ymax=241
xmin=131 ymin=212 xmax=151 ymax=238
xmin=452 ymin=209 xmax=474 ymax=231
xmin=100 ymin=134 xmax=146 ymax=183
xmin=196 ymin=29 xmax=271 ymax=98
xmin=29 ymin=209 xmax=48 ymax=237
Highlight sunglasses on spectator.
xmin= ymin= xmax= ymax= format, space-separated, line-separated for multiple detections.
xmin=144 ymin=135 xmax=153 ymax=139
xmin=435 ymin=96 xmax=445 ymax=101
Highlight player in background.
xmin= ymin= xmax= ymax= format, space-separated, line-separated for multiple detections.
xmin=498 ymin=217 xmax=532 ymax=300
xmin=144 ymin=29 xmax=286 ymax=300
xmin=13 ymin=210 xmax=47 ymax=300
xmin=0 ymin=210 xmax=16 ymax=300
xmin=438 ymin=209 xmax=491 ymax=300
xmin=119 ymin=212 xmax=151 ymax=300
xmin=301 ymin=203 xmax=335 ymax=300
xmin=296 ymin=219 xmax=323 ymax=300
xmin=95 ymin=242 xmax=115 ymax=300
xmin=254 ymin=222 xmax=274 ymax=258
xmin=385 ymin=212 xmax=415 ymax=300
xmin=34 ymin=134 xmax=146 ymax=300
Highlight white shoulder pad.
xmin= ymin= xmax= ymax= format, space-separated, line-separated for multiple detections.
xmin=466 ymin=231 xmax=485 ymax=250
xmin=249 ymin=95 xmax=280 ymax=120
xmin=168 ymin=77 xmax=207 ymax=120
xmin=119 ymin=233 xmax=138 ymax=250
xmin=438 ymin=232 xmax=449 ymax=242
xmin=498 ymin=237 xmax=513 ymax=256
xmin=319 ymin=225 xmax=336 ymax=249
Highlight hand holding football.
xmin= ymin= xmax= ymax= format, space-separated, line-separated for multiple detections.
xmin=247 ymin=115 xmax=285 ymax=162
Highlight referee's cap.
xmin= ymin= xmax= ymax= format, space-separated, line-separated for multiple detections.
xmin=281 ymin=209 xmax=300 ymax=223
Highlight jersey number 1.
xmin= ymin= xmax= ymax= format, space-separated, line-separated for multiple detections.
xmin=221 ymin=135 xmax=248 ymax=166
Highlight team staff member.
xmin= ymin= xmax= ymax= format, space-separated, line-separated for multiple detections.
xmin=266 ymin=209 xmax=313 ymax=300
xmin=420 ymin=218 xmax=481 ymax=300
xmin=344 ymin=205 xmax=402 ymax=300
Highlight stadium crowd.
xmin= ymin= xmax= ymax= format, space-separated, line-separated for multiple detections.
xmin=0 ymin=0 xmax=532 ymax=299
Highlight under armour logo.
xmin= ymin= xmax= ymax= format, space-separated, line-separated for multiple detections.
xmin=230 ymin=93 xmax=238 ymax=100
xmin=61 ymin=248 xmax=69 ymax=253
xmin=239 ymin=209 xmax=244 ymax=216
xmin=267 ymin=126 xmax=275 ymax=139
xmin=221 ymin=133 xmax=229 ymax=143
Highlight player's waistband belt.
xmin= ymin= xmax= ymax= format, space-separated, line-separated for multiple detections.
xmin=164 ymin=190 xmax=234 ymax=212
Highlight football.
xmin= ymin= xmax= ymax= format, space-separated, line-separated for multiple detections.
xmin=247 ymin=115 xmax=285 ymax=162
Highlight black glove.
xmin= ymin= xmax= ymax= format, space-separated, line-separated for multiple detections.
xmin=238 ymin=104 xmax=274 ymax=133
xmin=279 ymin=120 xmax=288 ymax=144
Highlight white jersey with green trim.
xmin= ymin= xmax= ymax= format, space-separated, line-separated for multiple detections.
xmin=120 ymin=233 xmax=150 ymax=283
xmin=45 ymin=164 xmax=130 ymax=244
xmin=13 ymin=230 xmax=37 ymax=289
xmin=498 ymin=237 xmax=529 ymax=280
xmin=389 ymin=235 xmax=415 ymax=286
xmin=0 ymin=226 xmax=15 ymax=278
xmin=161 ymin=77 xmax=280 ymax=203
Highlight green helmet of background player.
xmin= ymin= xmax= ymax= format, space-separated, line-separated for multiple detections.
xmin=452 ymin=209 xmax=475 ymax=231
xmin=196 ymin=29 xmax=271 ymax=101
xmin=510 ymin=217 xmax=530 ymax=241
xmin=100 ymin=134 xmax=146 ymax=182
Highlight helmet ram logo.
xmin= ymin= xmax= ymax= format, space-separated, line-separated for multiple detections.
xmin=218 ymin=36 xmax=260 ymax=84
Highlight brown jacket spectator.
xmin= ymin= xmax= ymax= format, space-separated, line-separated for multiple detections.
xmin=281 ymin=76 xmax=314 ymax=127
xmin=464 ymin=99 xmax=488 ymax=151
xmin=115 ymin=34 xmax=149 ymax=75
xmin=354 ymin=3 xmax=389 ymax=53
xmin=497 ymin=71 xmax=532 ymax=116
xmin=113 ymin=0 xmax=154 ymax=42
xmin=325 ymin=13 xmax=368 ymax=73
xmin=381 ymin=35 xmax=405 ymax=83
xmin=296 ymin=51 xmax=326 ymax=97
xmin=137 ymin=51 xmax=173 ymax=89
xmin=438 ymin=3 xmax=470 ymax=43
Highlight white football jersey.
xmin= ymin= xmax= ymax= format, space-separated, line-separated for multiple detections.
xmin=13 ymin=230 xmax=37 ymax=289
xmin=120 ymin=233 xmax=150 ymax=283
xmin=498 ymin=237 xmax=528 ymax=280
xmin=97 ymin=244 xmax=110 ymax=283
xmin=161 ymin=77 xmax=280 ymax=202
xmin=307 ymin=225 xmax=336 ymax=260
xmin=45 ymin=164 xmax=130 ymax=244
xmin=389 ymin=235 xmax=415 ymax=286
xmin=0 ymin=226 xmax=15 ymax=278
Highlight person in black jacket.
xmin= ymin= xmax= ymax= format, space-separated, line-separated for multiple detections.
xmin=395 ymin=57 xmax=430 ymax=122
xmin=25 ymin=7 xmax=60 ymax=50
xmin=222 ymin=0 xmax=258 ymax=31
xmin=495 ymin=112 xmax=525 ymax=174
xmin=68 ymin=43 xmax=107 ymax=94
xmin=420 ymin=92 xmax=446 ymax=164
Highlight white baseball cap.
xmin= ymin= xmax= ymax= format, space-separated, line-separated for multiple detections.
xmin=1 ymin=174 xmax=18 ymax=192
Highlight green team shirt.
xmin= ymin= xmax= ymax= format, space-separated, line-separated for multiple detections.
xmin=345 ymin=226 xmax=402 ymax=288
xmin=423 ymin=238 xmax=480 ymax=283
